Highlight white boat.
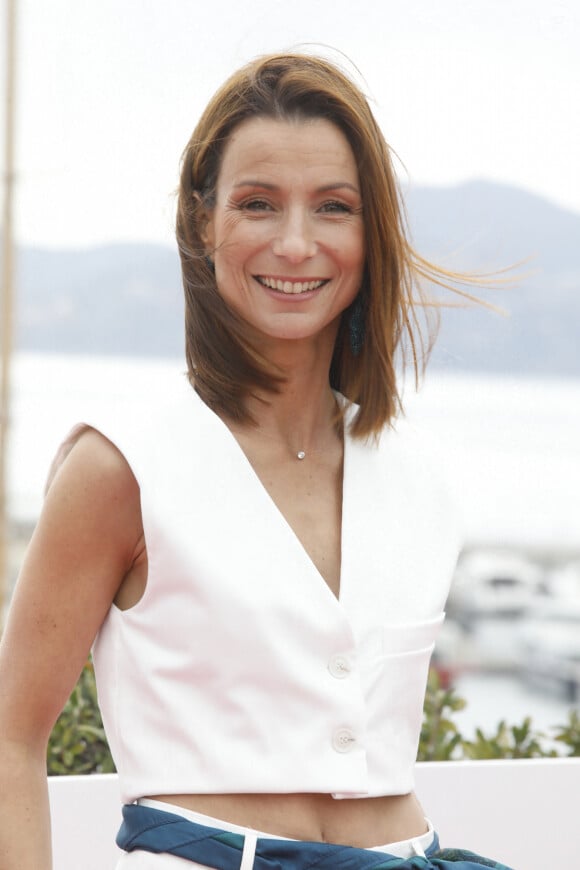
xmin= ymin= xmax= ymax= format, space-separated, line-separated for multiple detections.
xmin=518 ymin=562 xmax=580 ymax=700
xmin=449 ymin=549 xmax=544 ymax=624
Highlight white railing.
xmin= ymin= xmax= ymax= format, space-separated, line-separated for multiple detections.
xmin=48 ymin=758 xmax=579 ymax=869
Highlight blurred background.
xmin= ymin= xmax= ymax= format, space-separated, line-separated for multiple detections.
xmin=1 ymin=0 xmax=579 ymax=740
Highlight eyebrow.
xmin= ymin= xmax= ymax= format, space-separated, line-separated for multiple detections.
xmin=233 ymin=180 xmax=361 ymax=195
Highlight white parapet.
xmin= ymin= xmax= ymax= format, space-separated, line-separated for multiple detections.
xmin=48 ymin=758 xmax=580 ymax=870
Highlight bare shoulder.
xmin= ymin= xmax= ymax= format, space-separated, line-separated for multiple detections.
xmin=39 ymin=424 xmax=144 ymax=592
xmin=48 ymin=424 xmax=139 ymax=503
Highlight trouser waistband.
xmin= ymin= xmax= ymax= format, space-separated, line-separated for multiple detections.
xmin=117 ymin=804 xmax=514 ymax=869
xmin=138 ymin=799 xmax=435 ymax=857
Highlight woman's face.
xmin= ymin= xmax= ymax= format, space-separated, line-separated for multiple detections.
xmin=202 ymin=116 xmax=365 ymax=349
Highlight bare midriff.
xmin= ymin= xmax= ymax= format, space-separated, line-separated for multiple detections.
xmin=147 ymin=791 xmax=428 ymax=848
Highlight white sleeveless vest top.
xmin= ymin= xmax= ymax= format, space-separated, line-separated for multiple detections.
xmin=83 ymin=376 xmax=460 ymax=803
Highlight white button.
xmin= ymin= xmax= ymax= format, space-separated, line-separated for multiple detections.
xmin=332 ymin=727 xmax=356 ymax=753
xmin=328 ymin=654 xmax=351 ymax=679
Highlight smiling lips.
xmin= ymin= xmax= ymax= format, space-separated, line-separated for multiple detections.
xmin=256 ymin=276 xmax=328 ymax=295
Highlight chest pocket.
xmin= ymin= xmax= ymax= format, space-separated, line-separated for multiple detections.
xmin=362 ymin=614 xmax=445 ymax=750
xmin=381 ymin=613 xmax=445 ymax=656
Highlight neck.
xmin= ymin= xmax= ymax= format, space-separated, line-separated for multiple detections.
xmin=248 ymin=377 xmax=339 ymax=457
xmin=235 ymin=335 xmax=341 ymax=458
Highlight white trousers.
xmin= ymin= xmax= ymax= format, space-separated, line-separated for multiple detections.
xmin=114 ymin=800 xmax=435 ymax=869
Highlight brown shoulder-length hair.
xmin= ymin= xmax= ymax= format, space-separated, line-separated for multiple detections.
xmin=176 ymin=52 xmax=474 ymax=438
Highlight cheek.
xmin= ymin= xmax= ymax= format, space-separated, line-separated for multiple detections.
xmin=339 ymin=221 xmax=365 ymax=262
xmin=342 ymin=234 xmax=366 ymax=280
xmin=214 ymin=246 xmax=256 ymax=287
xmin=213 ymin=245 xmax=255 ymax=298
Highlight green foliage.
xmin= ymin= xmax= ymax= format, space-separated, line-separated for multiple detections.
xmin=418 ymin=669 xmax=466 ymax=760
xmin=48 ymin=661 xmax=579 ymax=775
xmin=552 ymin=709 xmax=580 ymax=756
xmin=461 ymin=718 xmax=557 ymax=759
xmin=47 ymin=659 xmax=115 ymax=775
xmin=419 ymin=669 xmax=580 ymax=762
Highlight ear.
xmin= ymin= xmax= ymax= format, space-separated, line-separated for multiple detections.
xmin=193 ymin=191 xmax=215 ymax=253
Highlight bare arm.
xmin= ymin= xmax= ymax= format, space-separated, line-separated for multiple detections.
xmin=0 ymin=429 xmax=143 ymax=869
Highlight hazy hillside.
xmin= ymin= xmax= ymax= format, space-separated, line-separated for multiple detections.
xmin=17 ymin=243 xmax=183 ymax=357
xmin=405 ymin=180 xmax=580 ymax=375
xmin=14 ymin=180 xmax=580 ymax=376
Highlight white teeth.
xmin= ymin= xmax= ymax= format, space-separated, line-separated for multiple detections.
xmin=258 ymin=276 xmax=325 ymax=294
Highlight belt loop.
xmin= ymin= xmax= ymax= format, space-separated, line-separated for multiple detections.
xmin=410 ymin=838 xmax=427 ymax=857
xmin=240 ymin=831 xmax=258 ymax=870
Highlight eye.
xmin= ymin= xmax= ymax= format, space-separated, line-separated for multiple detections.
xmin=240 ymin=198 xmax=273 ymax=212
xmin=319 ymin=200 xmax=354 ymax=214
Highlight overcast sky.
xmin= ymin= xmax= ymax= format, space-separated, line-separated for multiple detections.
xmin=4 ymin=0 xmax=580 ymax=249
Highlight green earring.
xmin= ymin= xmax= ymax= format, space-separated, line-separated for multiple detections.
xmin=349 ymin=294 xmax=365 ymax=356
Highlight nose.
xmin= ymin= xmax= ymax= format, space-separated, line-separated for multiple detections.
xmin=271 ymin=209 xmax=317 ymax=263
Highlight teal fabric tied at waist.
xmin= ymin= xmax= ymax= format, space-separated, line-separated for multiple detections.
xmin=116 ymin=804 xmax=514 ymax=870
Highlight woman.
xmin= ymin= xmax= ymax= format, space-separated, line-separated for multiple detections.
xmin=0 ymin=54 xmax=512 ymax=869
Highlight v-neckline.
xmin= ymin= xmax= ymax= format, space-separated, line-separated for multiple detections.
xmin=193 ymin=389 xmax=352 ymax=607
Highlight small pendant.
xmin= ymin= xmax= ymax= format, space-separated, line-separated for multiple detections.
xmin=296 ymin=450 xmax=306 ymax=460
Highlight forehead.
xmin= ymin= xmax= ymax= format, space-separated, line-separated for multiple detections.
xmin=216 ymin=116 xmax=359 ymax=189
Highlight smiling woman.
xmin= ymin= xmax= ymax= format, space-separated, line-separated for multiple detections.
xmin=176 ymin=55 xmax=488 ymax=439
xmin=176 ymin=54 xmax=433 ymax=436
xmin=201 ymin=116 xmax=365 ymax=349
xmin=0 ymin=53 xmax=514 ymax=870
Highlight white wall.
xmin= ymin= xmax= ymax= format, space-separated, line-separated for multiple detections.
xmin=48 ymin=759 xmax=580 ymax=869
